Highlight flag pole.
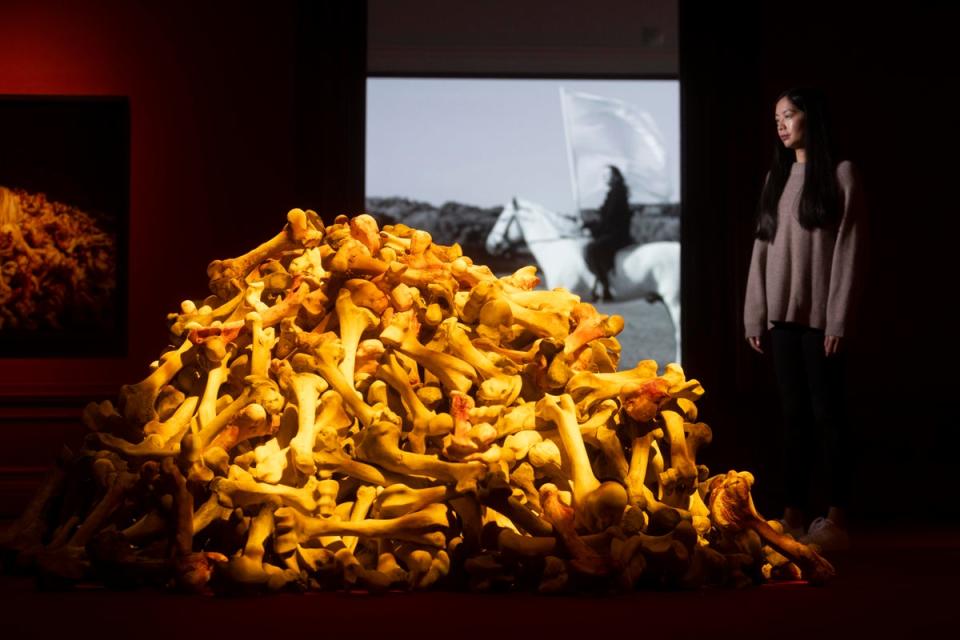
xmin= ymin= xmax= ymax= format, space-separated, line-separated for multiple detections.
xmin=559 ymin=87 xmax=581 ymax=218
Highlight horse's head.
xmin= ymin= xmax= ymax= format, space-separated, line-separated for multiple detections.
xmin=486 ymin=198 xmax=526 ymax=256
xmin=487 ymin=198 xmax=583 ymax=256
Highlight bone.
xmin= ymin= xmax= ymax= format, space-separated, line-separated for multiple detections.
xmin=355 ymin=421 xmax=487 ymax=493
xmin=435 ymin=317 xmax=514 ymax=380
xmin=563 ymin=303 xmax=624 ymax=357
xmin=309 ymin=336 xmax=386 ymax=427
xmin=274 ymin=502 xmax=450 ymax=547
xmin=197 ymin=343 xmax=234 ymax=431
xmin=208 ymin=403 xmax=277 ymax=452
xmin=195 ymin=376 xmax=284 ymax=450
xmin=537 ymin=393 xmax=628 ymax=532
xmin=656 ymin=409 xmax=699 ymax=500
xmin=312 ymin=426 xmax=395 ymax=486
xmin=377 ymin=352 xmax=454 ymax=454
xmin=143 ymin=396 xmax=199 ymax=444
xmin=207 ymin=208 xmax=316 ymax=298
xmin=380 ymin=312 xmax=478 ymax=394
xmin=9 ymin=211 xmax=831 ymax=593
xmin=213 ymin=466 xmax=320 ymax=514
xmin=539 ymin=484 xmax=610 ymax=576
xmin=161 ymin=458 xmax=227 ymax=593
xmin=119 ymin=338 xmax=195 ymax=424
xmin=222 ymin=503 xmax=301 ymax=589
xmin=37 ymin=465 xmax=138 ymax=581
xmin=707 ymin=471 xmax=836 ymax=584
xmin=341 ymin=485 xmax=378 ymax=552
xmin=274 ymin=357 xmax=329 ymax=474
xmin=374 ymin=484 xmax=460 ymax=519
xmin=335 ymin=288 xmax=379 ymax=388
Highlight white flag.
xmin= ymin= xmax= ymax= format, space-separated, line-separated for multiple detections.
xmin=560 ymin=88 xmax=672 ymax=210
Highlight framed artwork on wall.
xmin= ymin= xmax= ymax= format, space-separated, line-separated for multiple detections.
xmin=0 ymin=96 xmax=129 ymax=358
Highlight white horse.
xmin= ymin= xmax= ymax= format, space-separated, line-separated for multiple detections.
xmin=486 ymin=197 xmax=681 ymax=363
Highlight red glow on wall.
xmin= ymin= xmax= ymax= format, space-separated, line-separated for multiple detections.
xmin=0 ymin=0 xmax=298 ymax=398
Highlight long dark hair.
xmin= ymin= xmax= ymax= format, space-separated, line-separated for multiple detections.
xmin=604 ymin=165 xmax=629 ymax=208
xmin=754 ymin=87 xmax=840 ymax=241
xmin=607 ymin=164 xmax=628 ymax=192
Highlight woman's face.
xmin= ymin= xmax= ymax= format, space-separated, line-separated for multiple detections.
xmin=775 ymin=97 xmax=806 ymax=149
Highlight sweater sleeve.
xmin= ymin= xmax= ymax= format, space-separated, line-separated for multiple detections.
xmin=744 ymin=237 xmax=769 ymax=337
xmin=825 ymin=161 xmax=867 ymax=337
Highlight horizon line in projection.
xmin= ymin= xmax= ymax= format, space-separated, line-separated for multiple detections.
xmin=365 ymin=78 xmax=680 ymax=214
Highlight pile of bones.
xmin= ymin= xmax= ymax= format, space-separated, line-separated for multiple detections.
xmin=0 ymin=210 xmax=837 ymax=593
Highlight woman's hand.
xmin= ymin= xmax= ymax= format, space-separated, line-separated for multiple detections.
xmin=824 ymin=335 xmax=841 ymax=356
xmin=747 ymin=336 xmax=764 ymax=354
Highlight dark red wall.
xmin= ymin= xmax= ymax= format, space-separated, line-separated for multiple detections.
xmin=0 ymin=1 xmax=364 ymax=513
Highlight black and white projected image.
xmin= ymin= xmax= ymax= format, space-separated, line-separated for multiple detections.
xmin=365 ymin=78 xmax=681 ymax=366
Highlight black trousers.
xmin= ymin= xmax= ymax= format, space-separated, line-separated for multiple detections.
xmin=770 ymin=321 xmax=853 ymax=511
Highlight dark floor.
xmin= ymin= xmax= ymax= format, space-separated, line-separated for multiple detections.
xmin=1 ymin=525 xmax=957 ymax=639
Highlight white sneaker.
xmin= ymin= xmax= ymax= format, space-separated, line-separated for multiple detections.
xmin=800 ymin=516 xmax=851 ymax=552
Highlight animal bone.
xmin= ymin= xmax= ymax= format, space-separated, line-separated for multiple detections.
xmin=143 ymin=396 xmax=199 ymax=444
xmin=208 ymin=403 xmax=277 ymax=452
xmin=274 ymin=357 xmax=329 ymax=474
xmin=341 ymin=485 xmax=378 ymax=553
xmin=207 ymin=208 xmax=319 ymax=298
xmin=374 ymin=484 xmax=460 ymax=519
xmin=213 ymin=466 xmax=320 ymax=514
xmin=309 ymin=336 xmax=387 ymax=427
xmin=222 ymin=503 xmax=301 ymax=589
xmin=536 ymin=393 xmax=627 ymax=532
xmin=381 ymin=311 xmax=477 ymax=394
xmin=707 ymin=471 xmax=835 ymax=584
xmin=312 ymin=426 xmax=394 ymax=486
xmin=335 ymin=288 xmax=379 ymax=388
xmin=119 ymin=338 xmax=195 ymax=424
xmin=435 ymin=317 xmax=515 ymax=380
xmin=539 ymin=484 xmax=609 ymax=576
xmin=467 ymin=280 xmax=569 ymax=341
xmin=355 ymin=421 xmax=487 ymax=493
xmin=195 ymin=375 xmax=284 ymax=449
xmin=656 ymin=409 xmax=700 ymax=500
xmin=274 ymin=502 xmax=450 ymax=547
xmin=37 ymin=464 xmax=137 ymax=581
xmin=563 ymin=303 xmax=624 ymax=357
xmin=377 ymin=352 xmax=453 ymax=454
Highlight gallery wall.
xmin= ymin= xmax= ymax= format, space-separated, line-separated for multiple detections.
xmin=0 ymin=0 xmax=298 ymax=396
xmin=681 ymin=1 xmax=959 ymax=521
xmin=368 ymin=0 xmax=677 ymax=76
xmin=0 ymin=0 xmax=364 ymax=513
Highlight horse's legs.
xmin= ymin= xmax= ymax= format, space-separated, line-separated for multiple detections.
xmin=596 ymin=272 xmax=613 ymax=302
xmin=665 ymin=298 xmax=681 ymax=364
xmin=590 ymin=277 xmax=602 ymax=303
xmin=602 ymin=282 xmax=613 ymax=302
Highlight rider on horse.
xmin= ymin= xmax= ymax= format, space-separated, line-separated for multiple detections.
xmin=583 ymin=165 xmax=633 ymax=301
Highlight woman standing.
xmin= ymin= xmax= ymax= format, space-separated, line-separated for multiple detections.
xmin=744 ymin=87 xmax=867 ymax=551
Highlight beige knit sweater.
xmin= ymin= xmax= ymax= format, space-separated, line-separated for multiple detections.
xmin=744 ymin=160 xmax=866 ymax=338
